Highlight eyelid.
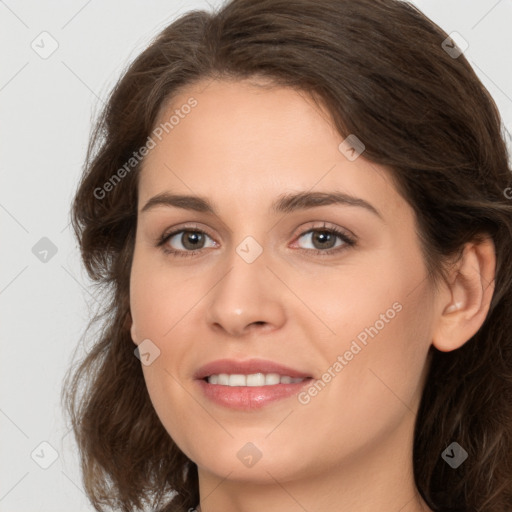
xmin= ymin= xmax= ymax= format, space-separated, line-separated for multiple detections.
xmin=157 ymin=222 xmax=215 ymax=244
xmin=290 ymin=221 xmax=355 ymax=244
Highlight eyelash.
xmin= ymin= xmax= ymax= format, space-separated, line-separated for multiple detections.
xmin=156 ymin=222 xmax=356 ymax=258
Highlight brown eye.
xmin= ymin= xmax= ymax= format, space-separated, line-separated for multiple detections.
xmin=159 ymin=228 xmax=216 ymax=257
xmin=295 ymin=227 xmax=355 ymax=254
xmin=177 ymin=231 xmax=207 ymax=250
xmin=304 ymin=230 xmax=339 ymax=250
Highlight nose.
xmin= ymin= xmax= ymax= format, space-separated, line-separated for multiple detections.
xmin=205 ymin=249 xmax=286 ymax=338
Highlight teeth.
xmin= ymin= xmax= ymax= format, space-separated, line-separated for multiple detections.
xmin=247 ymin=373 xmax=265 ymax=386
xmin=265 ymin=373 xmax=280 ymax=385
xmin=206 ymin=373 xmax=306 ymax=386
xmin=229 ymin=374 xmax=246 ymax=386
xmin=218 ymin=374 xmax=229 ymax=385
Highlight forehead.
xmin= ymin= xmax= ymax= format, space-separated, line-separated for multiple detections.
xmin=148 ymin=77 xmax=339 ymax=164
xmin=138 ymin=78 xmax=403 ymax=217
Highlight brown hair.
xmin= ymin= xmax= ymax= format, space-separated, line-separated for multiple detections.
xmin=62 ymin=0 xmax=512 ymax=510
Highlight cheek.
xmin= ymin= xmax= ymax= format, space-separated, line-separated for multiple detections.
xmin=309 ymin=244 xmax=433 ymax=410
xmin=129 ymin=252 xmax=204 ymax=454
xmin=129 ymin=247 xmax=196 ymax=341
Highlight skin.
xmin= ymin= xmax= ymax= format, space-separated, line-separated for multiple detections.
xmin=129 ymin=77 xmax=495 ymax=512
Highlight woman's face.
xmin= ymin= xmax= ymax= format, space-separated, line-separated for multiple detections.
xmin=130 ymin=78 xmax=437 ymax=484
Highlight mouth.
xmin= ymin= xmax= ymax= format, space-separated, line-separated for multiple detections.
xmin=203 ymin=373 xmax=308 ymax=386
xmin=194 ymin=359 xmax=314 ymax=410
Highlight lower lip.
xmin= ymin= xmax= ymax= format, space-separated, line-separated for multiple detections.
xmin=196 ymin=378 xmax=312 ymax=410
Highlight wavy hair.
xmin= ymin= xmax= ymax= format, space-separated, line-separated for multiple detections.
xmin=61 ymin=0 xmax=512 ymax=510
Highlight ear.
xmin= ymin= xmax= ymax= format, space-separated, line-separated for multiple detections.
xmin=432 ymin=236 xmax=496 ymax=352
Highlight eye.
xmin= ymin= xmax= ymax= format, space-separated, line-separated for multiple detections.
xmin=157 ymin=226 xmax=216 ymax=258
xmin=292 ymin=223 xmax=356 ymax=256
xmin=156 ymin=222 xmax=356 ymax=258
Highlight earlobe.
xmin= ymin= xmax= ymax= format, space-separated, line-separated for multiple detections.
xmin=432 ymin=237 xmax=495 ymax=353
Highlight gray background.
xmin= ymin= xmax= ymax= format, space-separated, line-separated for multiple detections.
xmin=1 ymin=1 xmax=511 ymax=510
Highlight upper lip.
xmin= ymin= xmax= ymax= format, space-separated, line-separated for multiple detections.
xmin=194 ymin=358 xmax=313 ymax=380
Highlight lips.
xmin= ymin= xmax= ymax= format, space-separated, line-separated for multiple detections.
xmin=193 ymin=358 xmax=314 ymax=410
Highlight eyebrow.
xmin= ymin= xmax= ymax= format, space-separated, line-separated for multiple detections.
xmin=140 ymin=191 xmax=383 ymax=219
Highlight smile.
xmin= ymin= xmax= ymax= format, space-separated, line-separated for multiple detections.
xmin=206 ymin=373 xmax=307 ymax=386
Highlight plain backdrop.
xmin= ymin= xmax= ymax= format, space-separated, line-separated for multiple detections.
xmin=1 ymin=1 xmax=511 ymax=510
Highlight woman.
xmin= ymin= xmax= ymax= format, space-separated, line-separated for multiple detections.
xmin=62 ymin=0 xmax=512 ymax=511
